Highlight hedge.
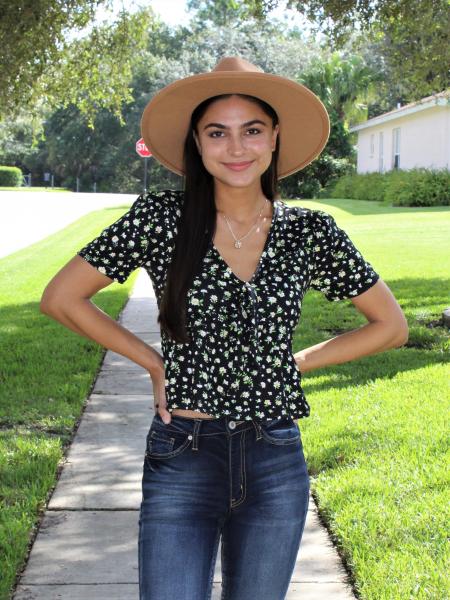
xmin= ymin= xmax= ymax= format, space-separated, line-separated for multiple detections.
xmin=330 ymin=168 xmax=449 ymax=207
xmin=0 ymin=166 xmax=22 ymax=187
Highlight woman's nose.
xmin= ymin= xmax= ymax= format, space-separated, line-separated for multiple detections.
xmin=227 ymin=134 xmax=246 ymax=155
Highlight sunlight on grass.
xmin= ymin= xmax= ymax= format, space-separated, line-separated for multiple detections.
xmin=290 ymin=198 xmax=449 ymax=599
xmin=0 ymin=197 xmax=449 ymax=599
xmin=0 ymin=202 xmax=137 ymax=599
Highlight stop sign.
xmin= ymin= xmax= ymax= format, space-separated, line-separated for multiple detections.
xmin=136 ymin=137 xmax=152 ymax=157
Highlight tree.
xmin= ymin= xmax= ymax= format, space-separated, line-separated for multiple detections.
xmin=0 ymin=5 xmax=395 ymax=196
xmin=367 ymin=2 xmax=450 ymax=100
xmin=241 ymin=0 xmax=450 ymax=98
xmin=0 ymin=2 xmax=157 ymax=125
xmin=278 ymin=52 xmax=375 ymax=198
xmin=187 ymin=0 xmax=270 ymax=26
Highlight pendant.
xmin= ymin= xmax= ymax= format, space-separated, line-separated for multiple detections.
xmin=234 ymin=240 xmax=242 ymax=249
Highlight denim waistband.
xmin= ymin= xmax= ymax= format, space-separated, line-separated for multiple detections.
xmin=153 ymin=412 xmax=294 ymax=438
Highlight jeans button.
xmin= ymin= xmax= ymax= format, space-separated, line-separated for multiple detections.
xmin=228 ymin=421 xmax=236 ymax=430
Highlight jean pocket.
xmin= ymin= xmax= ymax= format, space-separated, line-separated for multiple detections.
xmin=259 ymin=417 xmax=301 ymax=446
xmin=146 ymin=427 xmax=192 ymax=459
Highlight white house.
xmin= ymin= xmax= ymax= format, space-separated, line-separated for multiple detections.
xmin=348 ymin=90 xmax=450 ymax=174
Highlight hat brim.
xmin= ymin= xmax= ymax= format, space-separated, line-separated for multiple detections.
xmin=140 ymin=71 xmax=330 ymax=180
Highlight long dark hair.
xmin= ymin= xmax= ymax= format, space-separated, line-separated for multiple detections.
xmin=158 ymin=93 xmax=280 ymax=344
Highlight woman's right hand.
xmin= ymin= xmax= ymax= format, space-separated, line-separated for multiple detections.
xmin=148 ymin=359 xmax=172 ymax=425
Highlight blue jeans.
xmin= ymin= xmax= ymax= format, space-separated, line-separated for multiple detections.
xmin=138 ymin=413 xmax=310 ymax=600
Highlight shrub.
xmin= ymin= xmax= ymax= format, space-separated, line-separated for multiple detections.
xmin=0 ymin=166 xmax=22 ymax=187
xmin=385 ymin=168 xmax=450 ymax=207
xmin=329 ymin=168 xmax=449 ymax=206
xmin=345 ymin=172 xmax=386 ymax=202
xmin=330 ymin=174 xmax=355 ymax=199
xmin=280 ymin=156 xmax=355 ymax=199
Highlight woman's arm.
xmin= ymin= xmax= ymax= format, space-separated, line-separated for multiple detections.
xmin=42 ymin=191 xmax=184 ymax=424
xmin=40 ymin=255 xmax=165 ymax=379
xmin=294 ymin=279 xmax=409 ymax=373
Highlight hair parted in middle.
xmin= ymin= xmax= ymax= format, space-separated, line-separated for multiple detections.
xmin=158 ymin=93 xmax=280 ymax=344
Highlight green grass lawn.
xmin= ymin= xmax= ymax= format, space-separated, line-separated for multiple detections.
xmin=0 ymin=203 xmax=136 ymax=600
xmin=0 ymin=197 xmax=449 ymax=599
xmin=293 ymin=198 xmax=449 ymax=599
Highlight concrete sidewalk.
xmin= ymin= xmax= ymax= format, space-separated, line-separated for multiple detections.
xmin=13 ymin=270 xmax=356 ymax=600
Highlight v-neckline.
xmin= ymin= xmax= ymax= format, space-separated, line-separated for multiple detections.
xmin=210 ymin=200 xmax=279 ymax=286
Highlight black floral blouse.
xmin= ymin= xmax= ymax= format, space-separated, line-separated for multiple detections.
xmin=77 ymin=189 xmax=380 ymax=421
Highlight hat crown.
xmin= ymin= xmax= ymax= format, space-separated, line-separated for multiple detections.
xmin=212 ymin=56 xmax=264 ymax=74
xmin=141 ymin=55 xmax=330 ymax=179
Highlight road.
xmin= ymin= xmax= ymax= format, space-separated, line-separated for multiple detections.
xmin=0 ymin=190 xmax=138 ymax=258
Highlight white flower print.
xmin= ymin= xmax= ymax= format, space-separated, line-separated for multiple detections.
xmin=77 ymin=190 xmax=379 ymax=421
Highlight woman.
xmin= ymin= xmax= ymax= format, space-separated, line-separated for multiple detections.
xmin=40 ymin=56 xmax=408 ymax=600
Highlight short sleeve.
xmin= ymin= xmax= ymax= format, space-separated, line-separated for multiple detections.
xmin=308 ymin=210 xmax=380 ymax=301
xmin=76 ymin=189 xmax=183 ymax=284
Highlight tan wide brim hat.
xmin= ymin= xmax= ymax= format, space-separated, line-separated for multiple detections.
xmin=141 ymin=56 xmax=330 ymax=180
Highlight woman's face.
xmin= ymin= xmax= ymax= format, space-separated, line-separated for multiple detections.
xmin=193 ymin=95 xmax=279 ymax=190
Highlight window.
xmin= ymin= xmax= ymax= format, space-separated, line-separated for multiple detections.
xmin=370 ymin=133 xmax=375 ymax=157
xmin=392 ymin=127 xmax=401 ymax=169
xmin=378 ymin=131 xmax=384 ymax=173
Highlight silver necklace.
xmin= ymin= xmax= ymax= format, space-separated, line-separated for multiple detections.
xmin=221 ymin=198 xmax=269 ymax=249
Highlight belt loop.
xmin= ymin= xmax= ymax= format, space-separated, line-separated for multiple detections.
xmin=191 ymin=419 xmax=202 ymax=451
xmin=252 ymin=419 xmax=262 ymax=441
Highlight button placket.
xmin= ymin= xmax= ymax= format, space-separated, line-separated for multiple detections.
xmin=245 ymin=282 xmax=263 ymax=406
xmin=228 ymin=282 xmax=262 ymax=412
xmin=245 ymin=282 xmax=259 ymax=343
xmin=210 ymin=212 xmax=278 ymax=412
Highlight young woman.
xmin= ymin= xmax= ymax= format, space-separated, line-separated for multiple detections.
xmin=40 ymin=56 xmax=408 ymax=600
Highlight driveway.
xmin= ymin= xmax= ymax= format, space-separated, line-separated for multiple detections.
xmin=0 ymin=190 xmax=138 ymax=258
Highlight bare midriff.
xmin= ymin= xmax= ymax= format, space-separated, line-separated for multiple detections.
xmin=170 ymin=408 xmax=246 ymax=424
xmin=171 ymin=408 xmax=216 ymax=419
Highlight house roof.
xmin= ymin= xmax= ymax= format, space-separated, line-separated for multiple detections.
xmin=348 ymin=89 xmax=450 ymax=132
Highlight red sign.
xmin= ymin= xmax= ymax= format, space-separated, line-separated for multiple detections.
xmin=136 ymin=137 xmax=152 ymax=157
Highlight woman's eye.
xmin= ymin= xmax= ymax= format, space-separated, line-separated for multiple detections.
xmin=208 ymin=128 xmax=261 ymax=138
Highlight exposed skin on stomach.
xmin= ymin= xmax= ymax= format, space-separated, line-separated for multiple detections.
xmin=171 ymin=408 xmax=216 ymax=419
xmin=170 ymin=408 xmax=244 ymax=422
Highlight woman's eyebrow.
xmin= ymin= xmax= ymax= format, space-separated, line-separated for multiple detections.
xmin=203 ymin=119 xmax=267 ymax=130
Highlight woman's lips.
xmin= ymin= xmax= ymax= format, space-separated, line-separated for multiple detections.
xmin=223 ymin=161 xmax=254 ymax=171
